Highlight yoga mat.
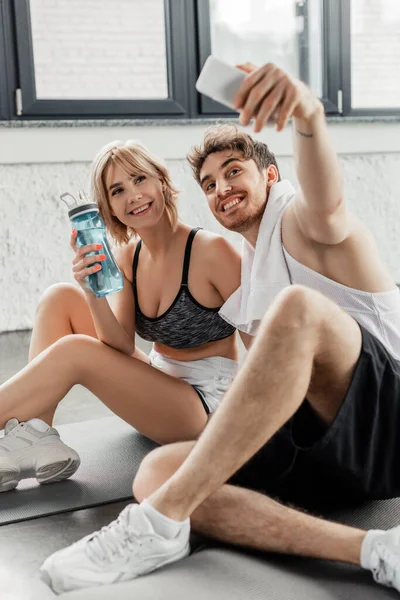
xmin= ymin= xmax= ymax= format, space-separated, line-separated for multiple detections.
xmin=64 ymin=497 xmax=400 ymax=600
xmin=0 ymin=416 xmax=157 ymax=526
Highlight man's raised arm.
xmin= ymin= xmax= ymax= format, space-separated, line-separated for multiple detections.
xmin=233 ymin=63 xmax=347 ymax=243
xmin=292 ymin=105 xmax=345 ymax=235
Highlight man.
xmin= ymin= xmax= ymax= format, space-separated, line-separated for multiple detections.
xmin=41 ymin=63 xmax=400 ymax=595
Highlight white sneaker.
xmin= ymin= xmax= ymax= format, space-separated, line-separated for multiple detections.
xmin=40 ymin=503 xmax=191 ymax=594
xmin=361 ymin=526 xmax=400 ymax=591
xmin=0 ymin=418 xmax=80 ymax=492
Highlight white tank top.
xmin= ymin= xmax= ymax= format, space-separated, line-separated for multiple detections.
xmin=283 ymin=245 xmax=400 ymax=360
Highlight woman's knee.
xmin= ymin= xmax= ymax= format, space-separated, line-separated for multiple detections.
xmin=36 ymin=283 xmax=84 ymax=317
xmin=133 ymin=441 xmax=195 ymax=502
xmin=50 ymin=333 xmax=98 ymax=377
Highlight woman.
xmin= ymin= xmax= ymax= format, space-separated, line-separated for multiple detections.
xmin=0 ymin=140 xmax=241 ymax=492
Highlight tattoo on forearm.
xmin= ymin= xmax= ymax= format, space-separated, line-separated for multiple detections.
xmin=296 ymin=129 xmax=313 ymax=138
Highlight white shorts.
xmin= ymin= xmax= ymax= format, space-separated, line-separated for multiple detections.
xmin=148 ymin=349 xmax=239 ymax=413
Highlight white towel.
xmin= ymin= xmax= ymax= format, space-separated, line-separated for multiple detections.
xmin=219 ymin=180 xmax=296 ymax=336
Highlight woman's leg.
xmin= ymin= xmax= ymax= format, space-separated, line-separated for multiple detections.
xmin=29 ymin=283 xmax=98 ymax=360
xmin=1 ymin=335 xmax=209 ymax=444
xmin=28 ymin=283 xmax=98 ymax=424
xmin=27 ymin=283 xmax=149 ymax=425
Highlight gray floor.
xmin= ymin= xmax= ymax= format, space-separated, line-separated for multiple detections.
xmin=0 ymin=330 xmax=247 ymax=600
xmin=0 ymin=330 xmax=151 ymax=600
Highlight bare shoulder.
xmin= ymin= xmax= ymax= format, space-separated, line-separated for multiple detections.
xmin=111 ymin=237 xmax=141 ymax=282
xmin=284 ymin=205 xmax=396 ymax=292
xmin=193 ymin=229 xmax=241 ymax=264
xmin=193 ymin=229 xmax=242 ymax=299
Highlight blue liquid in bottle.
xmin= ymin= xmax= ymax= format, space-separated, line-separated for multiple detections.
xmin=62 ymin=191 xmax=124 ymax=298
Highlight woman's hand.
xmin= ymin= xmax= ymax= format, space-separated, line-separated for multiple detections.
xmin=70 ymin=229 xmax=106 ymax=295
xmin=233 ymin=62 xmax=323 ymax=133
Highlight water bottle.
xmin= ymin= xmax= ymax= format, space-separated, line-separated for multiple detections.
xmin=61 ymin=190 xmax=124 ymax=297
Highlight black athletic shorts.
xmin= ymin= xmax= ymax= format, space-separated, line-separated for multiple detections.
xmin=228 ymin=324 xmax=400 ymax=511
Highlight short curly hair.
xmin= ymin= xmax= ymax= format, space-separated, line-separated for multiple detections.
xmin=187 ymin=124 xmax=280 ymax=184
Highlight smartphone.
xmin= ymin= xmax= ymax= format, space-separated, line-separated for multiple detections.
xmin=195 ymin=56 xmax=247 ymax=111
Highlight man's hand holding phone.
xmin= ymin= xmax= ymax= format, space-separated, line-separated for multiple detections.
xmin=233 ymin=62 xmax=323 ymax=132
xmin=196 ymin=56 xmax=323 ymax=133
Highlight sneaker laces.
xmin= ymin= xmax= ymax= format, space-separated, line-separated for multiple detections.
xmin=86 ymin=506 xmax=155 ymax=564
xmin=371 ymin=541 xmax=399 ymax=587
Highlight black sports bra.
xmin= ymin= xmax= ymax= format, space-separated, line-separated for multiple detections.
xmin=132 ymin=228 xmax=236 ymax=350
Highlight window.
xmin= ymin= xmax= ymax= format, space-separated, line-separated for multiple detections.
xmin=210 ymin=0 xmax=323 ymax=96
xmin=0 ymin=0 xmax=399 ymax=121
xmin=350 ymin=0 xmax=400 ymax=110
xmin=29 ymin=0 xmax=169 ymax=100
xmin=196 ymin=0 xmax=342 ymax=115
xmin=6 ymin=0 xmax=193 ymax=117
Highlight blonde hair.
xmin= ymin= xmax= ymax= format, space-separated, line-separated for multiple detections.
xmin=187 ymin=124 xmax=280 ymax=184
xmin=90 ymin=140 xmax=179 ymax=244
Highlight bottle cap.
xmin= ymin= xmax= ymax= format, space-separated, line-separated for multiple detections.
xmin=60 ymin=190 xmax=99 ymax=219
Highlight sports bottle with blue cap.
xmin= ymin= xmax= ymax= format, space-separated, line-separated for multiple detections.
xmin=61 ymin=190 xmax=124 ymax=297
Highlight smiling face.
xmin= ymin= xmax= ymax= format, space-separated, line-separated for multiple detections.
xmin=105 ymin=162 xmax=166 ymax=230
xmin=199 ymin=150 xmax=278 ymax=234
xmin=91 ymin=140 xmax=179 ymax=244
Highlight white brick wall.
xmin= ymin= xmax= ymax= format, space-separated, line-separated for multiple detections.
xmin=1 ymin=139 xmax=400 ymax=332
xmin=1 ymin=2 xmax=399 ymax=331
xmin=30 ymin=0 xmax=168 ymax=99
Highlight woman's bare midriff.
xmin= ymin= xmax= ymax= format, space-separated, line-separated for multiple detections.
xmin=153 ymin=332 xmax=238 ymax=362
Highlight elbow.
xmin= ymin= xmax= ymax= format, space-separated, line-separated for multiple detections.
xmin=125 ymin=342 xmax=135 ymax=356
xmin=99 ymin=337 xmax=135 ymax=356
xmin=121 ymin=343 xmax=136 ymax=356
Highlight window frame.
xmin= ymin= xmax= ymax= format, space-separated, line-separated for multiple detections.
xmin=0 ymin=0 xmax=17 ymax=120
xmin=0 ymin=0 xmax=399 ymax=122
xmin=195 ymin=0 xmax=342 ymax=117
xmin=11 ymin=0 xmax=193 ymax=118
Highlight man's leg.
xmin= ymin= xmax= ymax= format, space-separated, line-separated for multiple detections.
xmin=133 ymin=442 xmax=365 ymax=565
xmin=148 ymin=285 xmax=362 ymax=519
xmin=39 ymin=284 xmax=400 ymax=594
